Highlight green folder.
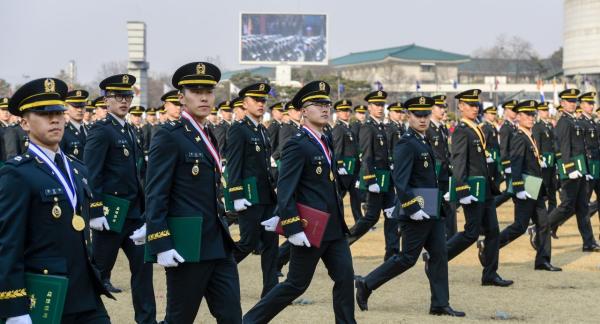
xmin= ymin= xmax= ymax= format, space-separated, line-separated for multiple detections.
xmin=358 ymin=169 xmax=391 ymax=192
xmin=342 ymin=157 xmax=356 ymax=174
xmin=145 ymin=216 xmax=203 ymax=263
xmin=434 ymin=160 xmax=442 ymax=177
xmin=103 ymin=194 xmax=130 ymax=233
xmin=13 ymin=273 xmax=69 ymax=324
xmin=542 ymin=152 xmax=555 ymax=168
xmin=223 ymin=176 xmax=259 ymax=211
xmin=449 ymin=176 xmax=486 ymax=202
xmin=506 ymin=175 xmax=543 ymax=200
xmin=557 ymin=154 xmax=588 ymax=180
xmin=589 ymin=159 xmax=600 ymax=179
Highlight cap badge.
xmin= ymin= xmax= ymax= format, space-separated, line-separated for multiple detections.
xmin=44 ymin=79 xmax=55 ymax=93
xmin=419 ymin=97 xmax=426 ymax=105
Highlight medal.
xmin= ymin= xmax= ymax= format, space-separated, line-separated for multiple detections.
xmin=73 ymin=148 xmax=79 ymax=156
xmin=192 ymin=163 xmax=199 ymax=176
xmin=72 ymin=214 xmax=85 ymax=231
xmin=379 ymin=139 xmax=384 ymax=146
xmin=330 ymin=171 xmax=334 ymax=181
xmin=477 ymin=146 xmax=482 ymax=152
xmin=434 ymin=140 xmax=438 ymax=146
xmin=52 ymin=204 xmax=62 ymax=219
xmin=256 ymin=145 xmax=261 ymax=152
xmin=424 ymin=161 xmax=429 ymax=168
xmin=316 ymin=166 xmax=322 ymax=175
xmin=24 ymin=140 xmax=29 ymax=147
xmin=123 ymin=148 xmax=129 ymax=157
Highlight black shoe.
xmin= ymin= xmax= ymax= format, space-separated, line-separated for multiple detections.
xmin=476 ymin=239 xmax=485 ymax=266
xmin=527 ymin=226 xmax=537 ymax=250
xmin=535 ymin=262 xmax=562 ymax=271
xmin=582 ymin=243 xmax=600 ymax=252
xmin=103 ymin=280 xmax=123 ymax=293
xmin=482 ymin=276 xmax=514 ymax=287
xmin=422 ymin=252 xmax=430 ymax=274
xmin=429 ymin=306 xmax=466 ymax=317
xmin=355 ymin=276 xmax=371 ymax=311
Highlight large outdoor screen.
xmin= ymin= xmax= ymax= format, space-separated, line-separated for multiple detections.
xmin=240 ymin=13 xmax=328 ymax=65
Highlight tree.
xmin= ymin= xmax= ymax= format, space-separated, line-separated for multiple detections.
xmin=0 ymin=79 xmax=11 ymax=97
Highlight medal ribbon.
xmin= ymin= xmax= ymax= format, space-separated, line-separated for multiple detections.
xmin=302 ymin=125 xmax=331 ymax=166
xmin=461 ymin=118 xmax=486 ymax=150
xmin=29 ymin=143 xmax=77 ymax=211
xmin=518 ymin=126 xmax=541 ymax=165
xmin=181 ymin=111 xmax=222 ymax=173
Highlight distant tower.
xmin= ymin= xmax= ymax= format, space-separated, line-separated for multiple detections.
xmin=67 ymin=60 xmax=77 ymax=88
xmin=563 ymin=0 xmax=600 ymax=93
xmin=127 ymin=21 xmax=149 ymax=107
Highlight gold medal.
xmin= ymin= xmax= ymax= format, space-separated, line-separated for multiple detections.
xmin=424 ymin=161 xmax=429 ymax=168
xmin=51 ymin=204 xmax=62 ymax=218
xmin=434 ymin=140 xmax=438 ymax=146
xmin=316 ymin=166 xmax=322 ymax=175
xmin=24 ymin=140 xmax=29 ymax=147
xmin=477 ymin=146 xmax=482 ymax=152
xmin=330 ymin=171 xmax=334 ymax=181
xmin=123 ymin=148 xmax=129 ymax=157
xmin=192 ymin=163 xmax=199 ymax=176
xmin=72 ymin=214 xmax=85 ymax=231
xmin=256 ymin=145 xmax=261 ymax=152
xmin=379 ymin=139 xmax=384 ymax=146
xmin=73 ymin=148 xmax=79 ymax=156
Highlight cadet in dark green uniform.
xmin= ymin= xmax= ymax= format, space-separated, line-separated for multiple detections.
xmin=579 ymin=92 xmax=600 ymax=235
xmin=347 ymin=90 xmax=399 ymax=261
xmin=160 ymin=90 xmax=182 ymax=122
xmin=213 ymin=100 xmax=233 ymax=163
xmin=226 ymin=83 xmax=279 ymax=298
xmin=92 ymin=96 xmax=108 ymax=122
xmin=275 ymin=101 xmax=302 ymax=163
xmin=84 ymin=99 xmax=95 ymax=126
xmin=0 ymin=97 xmax=11 ymax=163
xmin=385 ymin=102 xmax=405 ymax=146
xmin=495 ymin=100 xmax=518 ymax=207
xmin=498 ymin=100 xmax=561 ymax=271
xmin=3 ymin=113 xmax=29 ymax=159
xmin=0 ymin=78 xmax=112 ymax=324
xmin=332 ymin=99 xmax=362 ymax=222
xmin=59 ymin=90 xmax=88 ymax=160
xmin=532 ymin=102 xmax=558 ymax=214
xmin=84 ymin=74 xmax=157 ymax=323
xmin=355 ymin=96 xmax=465 ymax=317
xmin=143 ymin=62 xmax=241 ymax=324
xmin=548 ymin=89 xmax=600 ymax=252
xmin=244 ymin=81 xmax=355 ymax=324
xmin=481 ymin=106 xmax=503 ymax=195
xmin=141 ymin=106 xmax=159 ymax=159
xmin=267 ymin=102 xmax=284 ymax=180
xmin=447 ymin=89 xmax=513 ymax=287
xmin=128 ymin=106 xmax=146 ymax=153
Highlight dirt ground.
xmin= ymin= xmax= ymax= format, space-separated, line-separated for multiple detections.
xmin=104 ymin=198 xmax=600 ymax=323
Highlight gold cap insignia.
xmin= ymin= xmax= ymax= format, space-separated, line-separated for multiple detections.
xmin=416 ymin=196 xmax=425 ymax=208
xmin=377 ymin=91 xmax=382 ymax=97
xmin=2 ymin=98 xmax=7 ymax=103
xmin=571 ymin=89 xmax=576 ymax=94
xmin=122 ymin=75 xmax=129 ymax=84
xmin=419 ymin=97 xmax=426 ymax=104
xmin=530 ymin=100 xmax=535 ymax=106
xmin=259 ymin=83 xmax=265 ymax=91
xmin=44 ymin=79 xmax=55 ymax=93
xmin=342 ymin=99 xmax=347 ymax=105
xmin=319 ymin=82 xmax=326 ymax=91
xmin=473 ymin=90 xmax=479 ymax=95
xmin=196 ymin=63 xmax=205 ymax=75
xmin=76 ymin=90 xmax=82 ymax=97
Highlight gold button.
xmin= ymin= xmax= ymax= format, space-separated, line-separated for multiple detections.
xmin=43 ymin=269 xmax=48 ymax=274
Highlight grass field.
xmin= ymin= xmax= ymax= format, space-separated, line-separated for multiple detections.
xmin=104 ymin=198 xmax=600 ymax=323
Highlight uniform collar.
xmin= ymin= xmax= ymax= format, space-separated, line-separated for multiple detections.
xmin=109 ymin=113 xmax=126 ymax=127
xmin=38 ymin=145 xmax=62 ymax=161
xmin=69 ymin=120 xmax=83 ymax=130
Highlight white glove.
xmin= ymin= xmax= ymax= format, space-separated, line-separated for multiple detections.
xmin=157 ymin=249 xmax=185 ymax=267
xmin=585 ymin=174 xmax=594 ymax=181
xmin=368 ymin=183 xmax=381 ymax=193
xmin=270 ymin=157 xmax=277 ymax=168
xmin=355 ymin=181 xmax=360 ymax=189
xmin=234 ymin=198 xmax=252 ymax=212
xmin=129 ymin=224 xmax=147 ymax=245
xmin=459 ymin=195 xmax=478 ymax=205
xmin=390 ymin=164 xmax=394 ymax=170
xmin=541 ymin=160 xmax=548 ymax=168
xmin=569 ymin=170 xmax=583 ymax=179
xmin=486 ymin=156 xmax=495 ymax=163
xmin=516 ymin=191 xmax=532 ymax=200
xmin=409 ymin=210 xmax=430 ymax=221
xmin=384 ymin=206 xmax=395 ymax=219
xmin=443 ymin=192 xmax=450 ymax=202
xmin=89 ymin=217 xmax=110 ymax=231
xmin=260 ymin=216 xmax=280 ymax=232
xmin=6 ymin=315 xmax=32 ymax=324
xmin=288 ymin=231 xmax=311 ymax=247
xmin=504 ymin=167 xmax=512 ymax=174
xmin=338 ymin=167 xmax=348 ymax=175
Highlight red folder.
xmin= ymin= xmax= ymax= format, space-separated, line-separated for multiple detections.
xmin=275 ymin=203 xmax=330 ymax=248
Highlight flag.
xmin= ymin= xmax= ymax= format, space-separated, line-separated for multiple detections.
xmin=536 ymin=80 xmax=545 ymax=102
xmin=552 ymin=78 xmax=559 ymax=106
xmin=452 ymin=79 xmax=458 ymax=90
xmin=494 ymin=77 xmax=499 ymax=91
xmin=416 ymin=80 xmax=421 ymax=92
xmin=338 ymin=83 xmax=345 ymax=94
xmin=269 ymin=86 xmax=277 ymax=98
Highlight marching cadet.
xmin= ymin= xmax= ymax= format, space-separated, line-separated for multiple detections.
xmin=213 ymin=100 xmax=233 ymax=161
xmin=532 ymin=102 xmax=558 ymax=214
xmin=355 ymin=96 xmax=465 ymax=317
xmin=59 ymin=90 xmax=89 ymax=160
xmin=547 ymin=89 xmax=600 ymax=251
xmin=84 ymin=74 xmax=157 ymax=323
xmin=208 ymin=107 xmax=219 ymax=131
xmin=226 ymin=83 xmax=279 ymax=298
xmin=158 ymin=106 xmax=169 ymax=124
xmin=84 ymin=100 xmax=95 ymax=125
xmin=386 ymin=102 xmax=405 ymax=153
xmin=3 ymin=113 xmax=29 ymax=160
xmin=231 ymin=97 xmax=245 ymax=122
xmin=447 ymin=89 xmax=513 ymax=287
xmin=426 ymin=95 xmax=457 ymax=237
xmin=579 ymin=92 xmax=600 ymax=229
xmin=347 ymin=90 xmax=399 ymax=261
xmin=275 ymin=101 xmax=302 ymax=164
xmin=244 ymin=81 xmax=355 ymax=324
xmin=143 ymin=62 xmax=241 ymax=324
xmin=352 ymin=104 xmax=367 ymax=139
xmin=498 ymin=100 xmax=561 ymax=271
xmin=496 ymin=99 xmax=518 ymax=207
xmin=128 ymin=106 xmax=146 ymax=165
xmin=481 ymin=106 xmax=503 ymax=201
xmin=332 ymin=99 xmax=362 ymax=222
xmin=0 ymin=78 xmax=113 ymax=323
xmin=161 ymin=90 xmax=182 ymax=122
xmin=141 ymin=106 xmax=159 ymax=158
xmin=267 ymin=102 xmax=284 ymax=179
xmin=0 ymin=97 xmax=10 ymax=162
xmin=92 ymin=96 xmax=108 ymax=121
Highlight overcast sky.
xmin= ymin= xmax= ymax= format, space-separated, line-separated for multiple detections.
xmin=0 ymin=0 xmax=563 ymax=86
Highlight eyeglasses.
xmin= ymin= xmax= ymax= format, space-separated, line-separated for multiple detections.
xmin=106 ymin=94 xmax=134 ymax=102
xmin=303 ymin=102 xmax=332 ymax=109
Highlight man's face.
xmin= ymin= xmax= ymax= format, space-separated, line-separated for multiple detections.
xmin=355 ymin=112 xmax=366 ymax=122
xmin=484 ymin=112 xmax=497 ymax=122
xmin=431 ymin=105 xmax=445 ymax=120
xmin=164 ymin=102 xmax=181 ymax=120
xmin=538 ymin=110 xmax=549 ymax=119
xmin=95 ymin=107 xmax=107 ymax=120
xmin=208 ymin=114 xmax=218 ymax=123
xmin=458 ymin=101 xmax=479 ymax=120
xmin=22 ymin=111 xmax=65 ymax=147
xmin=0 ymin=109 xmax=10 ymax=122
xmin=179 ymin=88 xmax=215 ymax=120
xmin=561 ymin=99 xmax=577 ymax=113
xmin=130 ymin=114 xmax=142 ymax=126
xmin=243 ymin=96 xmax=266 ymax=119
xmin=146 ymin=113 xmax=157 ymax=124
xmin=504 ymin=108 xmax=516 ymax=120
xmin=517 ymin=112 xmax=535 ymax=129
xmin=83 ymin=111 xmax=92 ymax=122
xmin=104 ymin=93 xmax=133 ymax=118
xmin=581 ymin=101 xmax=595 ymax=115
xmin=408 ymin=112 xmax=431 ymax=133
xmin=221 ymin=111 xmax=233 ymax=122
xmin=368 ymin=103 xmax=384 ymax=119
xmin=65 ymin=103 xmax=84 ymax=123
xmin=234 ymin=107 xmax=245 ymax=121
xmin=271 ymin=109 xmax=283 ymax=121
xmin=288 ymin=108 xmax=302 ymax=122
xmin=336 ymin=110 xmax=350 ymax=122
xmin=302 ymin=102 xmax=331 ymax=127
